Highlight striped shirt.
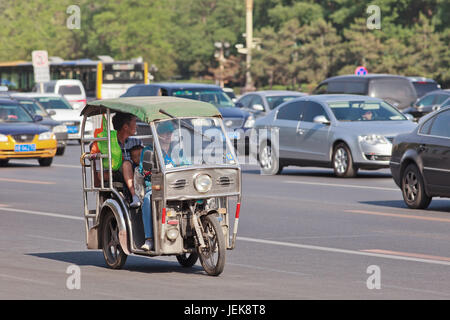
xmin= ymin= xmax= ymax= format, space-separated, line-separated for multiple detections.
xmin=118 ymin=137 xmax=143 ymax=164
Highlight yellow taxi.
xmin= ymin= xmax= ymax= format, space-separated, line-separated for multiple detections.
xmin=0 ymin=98 xmax=56 ymax=166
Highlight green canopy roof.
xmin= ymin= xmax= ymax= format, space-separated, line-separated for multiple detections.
xmin=81 ymin=96 xmax=221 ymax=122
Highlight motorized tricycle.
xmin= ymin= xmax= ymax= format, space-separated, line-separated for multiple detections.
xmin=79 ymin=97 xmax=241 ymax=276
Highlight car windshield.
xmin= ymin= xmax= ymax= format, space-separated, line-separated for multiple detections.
xmin=155 ymin=118 xmax=236 ymax=169
xmin=17 ymin=100 xmax=48 ymax=117
xmin=266 ymin=95 xmax=300 ymax=110
xmin=0 ymin=104 xmax=33 ymax=122
xmin=171 ymin=89 xmax=235 ymax=108
xmin=36 ymin=97 xmax=73 ymax=110
xmin=328 ymin=100 xmax=407 ymax=121
xmin=58 ymin=85 xmax=82 ymax=95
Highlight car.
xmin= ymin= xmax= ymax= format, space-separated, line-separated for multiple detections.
xmin=223 ymin=87 xmax=237 ymax=102
xmin=11 ymin=96 xmax=69 ymax=155
xmin=236 ymin=90 xmax=307 ymax=119
xmin=121 ymin=83 xmax=252 ymax=153
xmin=402 ymin=89 xmax=450 ymax=120
xmin=251 ymin=94 xmax=417 ymax=177
xmin=407 ymin=76 xmax=441 ymax=98
xmin=32 ymin=79 xmax=87 ymax=109
xmin=390 ymin=107 xmax=450 ymax=209
xmin=313 ymin=74 xmax=418 ymax=110
xmin=13 ymin=93 xmax=93 ymax=143
xmin=0 ymin=98 xmax=57 ymax=166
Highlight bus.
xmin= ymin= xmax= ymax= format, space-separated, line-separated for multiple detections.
xmin=0 ymin=58 xmax=149 ymax=99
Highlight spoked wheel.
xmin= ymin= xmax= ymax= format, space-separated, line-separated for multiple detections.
xmin=197 ymin=215 xmax=226 ymax=276
xmin=401 ymin=164 xmax=431 ymax=209
xmin=333 ymin=143 xmax=357 ymax=177
xmin=259 ymin=141 xmax=283 ymax=175
xmin=102 ymin=212 xmax=127 ymax=269
xmin=176 ymin=252 xmax=199 ymax=268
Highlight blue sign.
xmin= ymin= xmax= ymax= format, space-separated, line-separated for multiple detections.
xmin=355 ymin=66 xmax=368 ymax=76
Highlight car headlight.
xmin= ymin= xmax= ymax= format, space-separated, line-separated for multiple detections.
xmin=194 ymin=174 xmax=212 ymax=193
xmin=38 ymin=131 xmax=55 ymax=141
xmin=358 ymin=134 xmax=389 ymax=145
xmin=52 ymin=125 xmax=68 ymax=133
xmin=0 ymin=134 xmax=8 ymax=142
xmin=244 ymin=116 xmax=255 ymax=128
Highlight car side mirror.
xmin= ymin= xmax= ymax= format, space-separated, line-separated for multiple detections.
xmin=33 ymin=115 xmax=43 ymax=122
xmin=235 ymin=102 xmax=243 ymax=108
xmin=252 ymin=104 xmax=264 ymax=112
xmin=142 ymin=149 xmax=156 ymax=172
xmin=313 ymin=115 xmax=330 ymax=125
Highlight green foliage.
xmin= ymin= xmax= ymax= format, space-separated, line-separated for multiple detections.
xmin=0 ymin=0 xmax=448 ymax=88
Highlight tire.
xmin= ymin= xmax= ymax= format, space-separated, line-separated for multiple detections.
xmin=56 ymin=146 xmax=65 ymax=156
xmin=102 ymin=211 xmax=128 ymax=269
xmin=176 ymin=252 xmax=199 ymax=268
xmin=401 ymin=164 xmax=432 ymax=209
xmin=332 ymin=143 xmax=357 ymax=177
xmin=258 ymin=140 xmax=283 ymax=175
xmin=38 ymin=157 xmax=53 ymax=167
xmin=197 ymin=215 xmax=226 ymax=276
xmin=0 ymin=159 xmax=9 ymax=166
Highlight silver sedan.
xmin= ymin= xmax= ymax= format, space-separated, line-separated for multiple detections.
xmin=251 ymin=95 xmax=418 ymax=177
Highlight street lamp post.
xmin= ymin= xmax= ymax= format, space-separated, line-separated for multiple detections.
xmin=244 ymin=0 xmax=255 ymax=92
xmin=214 ymin=41 xmax=230 ymax=88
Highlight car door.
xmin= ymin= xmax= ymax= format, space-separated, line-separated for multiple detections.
xmin=421 ymin=109 xmax=450 ymax=195
xmin=296 ymin=101 xmax=332 ymax=161
xmin=273 ymin=101 xmax=306 ymax=159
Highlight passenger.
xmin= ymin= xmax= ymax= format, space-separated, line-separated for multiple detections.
xmin=362 ymin=110 xmax=373 ymax=121
xmin=112 ymin=112 xmax=144 ymax=208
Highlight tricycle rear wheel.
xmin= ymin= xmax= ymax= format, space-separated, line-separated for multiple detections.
xmin=176 ymin=252 xmax=199 ymax=268
xmin=102 ymin=211 xmax=127 ymax=269
xmin=197 ymin=214 xmax=225 ymax=276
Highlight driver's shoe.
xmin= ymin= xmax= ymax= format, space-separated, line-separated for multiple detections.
xmin=141 ymin=239 xmax=153 ymax=251
xmin=130 ymin=195 xmax=141 ymax=208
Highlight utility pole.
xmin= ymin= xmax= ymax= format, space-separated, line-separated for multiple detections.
xmin=244 ymin=0 xmax=255 ymax=92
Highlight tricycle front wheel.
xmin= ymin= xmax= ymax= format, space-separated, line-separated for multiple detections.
xmin=176 ymin=252 xmax=199 ymax=268
xmin=197 ymin=215 xmax=226 ymax=276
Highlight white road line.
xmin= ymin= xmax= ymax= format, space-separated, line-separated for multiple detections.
xmin=237 ymin=236 xmax=450 ymax=267
xmin=0 ymin=207 xmax=83 ymax=221
xmin=0 ymin=273 xmax=54 ymax=286
xmin=52 ymin=164 xmax=80 ymax=169
xmin=3 ymin=205 xmax=450 ymax=267
xmin=27 ymin=234 xmax=80 ymax=244
xmin=284 ymin=180 xmax=398 ymax=191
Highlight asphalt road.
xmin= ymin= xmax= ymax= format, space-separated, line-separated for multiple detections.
xmin=1 ymin=142 xmax=450 ymax=300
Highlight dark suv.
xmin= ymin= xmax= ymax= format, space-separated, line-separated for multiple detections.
xmin=121 ymin=83 xmax=251 ymax=153
xmin=314 ymin=74 xmax=417 ymax=110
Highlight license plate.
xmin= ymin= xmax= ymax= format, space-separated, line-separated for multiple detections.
xmin=227 ymin=131 xmax=240 ymax=140
xmin=67 ymin=126 xmax=79 ymax=133
xmin=14 ymin=144 xmax=36 ymax=152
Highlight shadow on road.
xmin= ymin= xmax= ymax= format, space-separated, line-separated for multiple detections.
xmin=361 ymin=200 xmax=450 ymax=212
xmin=27 ymin=251 xmax=205 ymax=275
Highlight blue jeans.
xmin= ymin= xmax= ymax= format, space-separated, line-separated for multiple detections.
xmin=142 ymin=190 xmax=153 ymax=240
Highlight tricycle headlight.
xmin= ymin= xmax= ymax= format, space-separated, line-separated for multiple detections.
xmin=358 ymin=134 xmax=389 ymax=145
xmin=52 ymin=125 xmax=68 ymax=133
xmin=0 ymin=134 xmax=8 ymax=142
xmin=38 ymin=131 xmax=55 ymax=141
xmin=194 ymin=174 xmax=212 ymax=193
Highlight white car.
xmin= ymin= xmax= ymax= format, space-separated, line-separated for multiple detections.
xmin=32 ymin=79 xmax=87 ymax=110
xmin=13 ymin=93 xmax=92 ymax=142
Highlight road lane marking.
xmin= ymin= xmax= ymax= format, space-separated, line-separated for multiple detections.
xmin=27 ymin=234 xmax=80 ymax=244
xmin=53 ymin=164 xmax=80 ymax=168
xmin=0 ymin=207 xmax=83 ymax=221
xmin=0 ymin=273 xmax=54 ymax=286
xmin=362 ymin=249 xmax=450 ymax=262
xmin=284 ymin=180 xmax=398 ymax=191
xmin=0 ymin=178 xmax=56 ymax=185
xmin=237 ymin=236 xmax=450 ymax=266
xmin=3 ymin=205 xmax=450 ymax=267
xmin=345 ymin=209 xmax=450 ymax=223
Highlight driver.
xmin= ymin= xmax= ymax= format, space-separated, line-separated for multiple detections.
xmin=361 ymin=110 xmax=373 ymax=120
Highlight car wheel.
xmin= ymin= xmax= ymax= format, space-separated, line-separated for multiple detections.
xmin=333 ymin=143 xmax=357 ymax=177
xmin=401 ymin=164 xmax=431 ymax=209
xmin=0 ymin=159 xmax=9 ymax=166
xmin=56 ymin=146 xmax=65 ymax=156
xmin=38 ymin=157 xmax=53 ymax=167
xmin=259 ymin=140 xmax=283 ymax=175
